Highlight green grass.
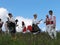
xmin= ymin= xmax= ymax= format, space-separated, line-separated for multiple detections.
xmin=0 ymin=32 xmax=60 ymax=45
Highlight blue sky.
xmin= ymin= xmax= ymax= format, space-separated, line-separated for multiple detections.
xmin=0 ymin=0 xmax=60 ymax=30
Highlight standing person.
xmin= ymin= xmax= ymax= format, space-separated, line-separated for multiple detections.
xmin=32 ymin=14 xmax=42 ymax=34
xmin=44 ymin=15 xmax=50 ymax=32
xmin=0 ymin=19 xmax=3 ymax=33
xmin=49 ymin=10 xmax=56 ymax=39
xmin=22 ymin=21 xmax=27 ymax=33
xmin=7 ymin=13 xmax=16 ymax=39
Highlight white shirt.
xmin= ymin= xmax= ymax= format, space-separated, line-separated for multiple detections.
xmin=8 ymin=17 xmax=15 ymax=23
xmin=32 ymin=19 xmax=39 ymax=25
xmin=50 ymin=15 xmax=56 ymax=24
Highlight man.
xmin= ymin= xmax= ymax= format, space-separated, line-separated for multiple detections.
xmin=7 ymin=13 xmax=16 ymax=39
xmin=49 ymin=10 xmax=56 ymax=39
xmin=0 ymin=19 xmax=3 ymax=33
xmin=32 ymin=14 xmax=42 ymax=34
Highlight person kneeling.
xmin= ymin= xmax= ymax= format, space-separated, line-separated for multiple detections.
xmin=32 ymin=14 xmax=42 ymax=34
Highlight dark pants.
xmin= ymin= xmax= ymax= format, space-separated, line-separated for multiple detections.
xmin=8 ymin=22 xmax=16 ymax=34
xmin=32 ymin=24 xmax=41 ymax=33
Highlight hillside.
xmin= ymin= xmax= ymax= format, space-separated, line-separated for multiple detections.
xmin=0 ymin=32 xmax=60 ymax=45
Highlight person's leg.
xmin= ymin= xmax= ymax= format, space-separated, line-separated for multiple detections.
xmin=48 ymin=25 xmax=53 ymax=39
xmin=11 ymin=27 xmax=16 ymax=40
xmin=13 ymin=24 xmax=16 ymax=39
xmin=53 ymin=27 xmax=57 ymax=39
xmin=32 ymin=24 xmax=35 ymax=33
xmin=35 ymin=25 xmax=41 ymax=34
xmin=46 ymin=25 xmax=49 ymax=32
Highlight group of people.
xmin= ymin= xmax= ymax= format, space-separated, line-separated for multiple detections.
xmin=0 ymin=10 xmax=56 ymax=39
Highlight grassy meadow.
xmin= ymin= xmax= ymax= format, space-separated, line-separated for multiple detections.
xmin=0 ymin=32 xmax=60 ymax=45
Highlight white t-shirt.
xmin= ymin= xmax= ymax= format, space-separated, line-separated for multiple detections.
xmin=8 ymin=17 xmax=15 ymax=23
xmin=32 ymin=19 xmax=39 ymax=25
xmin=50 ymin=15 xmax=56 ymax=24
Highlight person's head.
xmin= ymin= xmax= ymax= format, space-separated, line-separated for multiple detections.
xmin=22 ymin=21 xmax=25 ymax=26
xmin=8 ymin=13 xmax=13 ymax=18
xmin=49 ymin=10 xmax=53 ymax=16
xmin=33 ymin=14 xmax=37 ymax=19
xmin=46 ymin=15 xmax=49 ymax=18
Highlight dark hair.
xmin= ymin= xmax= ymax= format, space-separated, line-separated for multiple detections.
xmin=22 ymin=21 xmax=25 ymax=26
xmin=15 ymin=19 xmax=18 ymax=22
xmin=49 ymin=10 xmax=53 ymax=13
xmin=33 ymin=14 xmax=37 ymax=17
xmin=8 ymin=13 xmax=12 ymax=16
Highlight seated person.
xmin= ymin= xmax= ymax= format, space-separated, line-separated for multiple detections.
xmin=32 ymin=14 xmax=42 ymax=34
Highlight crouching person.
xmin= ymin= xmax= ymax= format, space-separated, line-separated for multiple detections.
xmin=32 ymin=14 xmax=42 ymax=34
xmin=7 ymin=13 xmax=16 ymax=40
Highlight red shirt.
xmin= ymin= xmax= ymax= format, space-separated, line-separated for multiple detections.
xmin=46 ymin=18 xmax=50 ymax=25
xmin=27 ymin=25 xmax=32 ymax=31
xmin=23 ymin=26 xmax=26 ymax=32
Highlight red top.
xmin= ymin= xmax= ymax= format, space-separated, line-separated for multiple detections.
xmin=46 ymin=18 xmax=50 ymax=25
xmin=27 ymin=25 xmax=32 ymax=31
xmin=23 ymin=26 xmax=26 ymax=32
